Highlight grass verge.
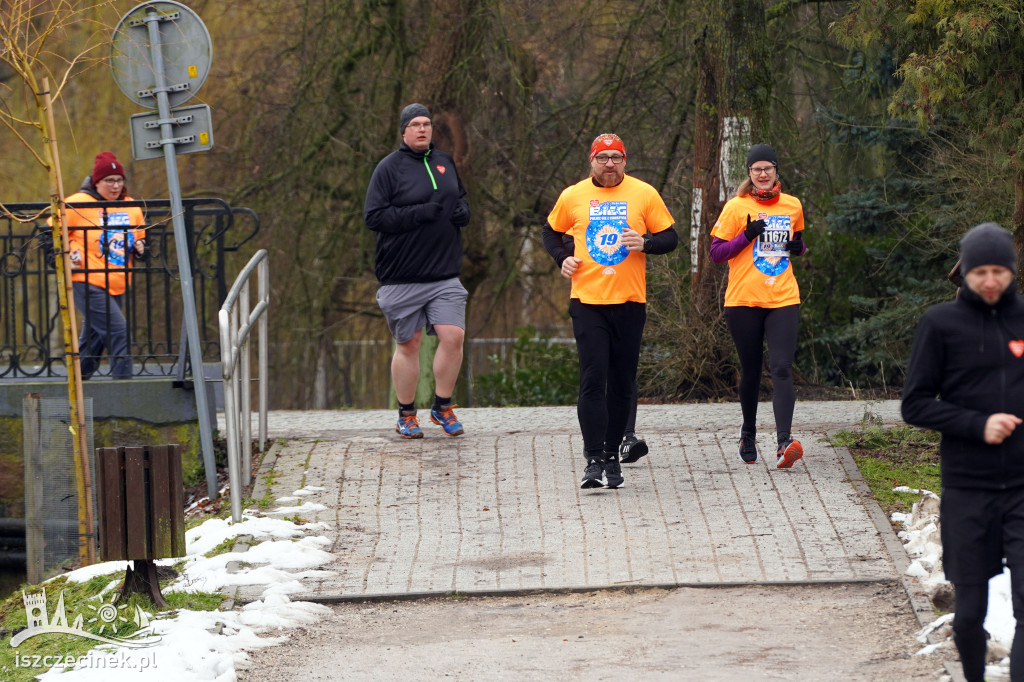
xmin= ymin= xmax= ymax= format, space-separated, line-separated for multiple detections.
xmin=0 ymin=570 xmax=224 ymax=681
xmin=829 ymin=423 xmax=941 ymax=518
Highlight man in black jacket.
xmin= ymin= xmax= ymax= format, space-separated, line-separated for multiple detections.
xmin=902 ymin=222 xmax=1024 ymax=682
xmin=364 ymin=103 xmax=471 ymax=439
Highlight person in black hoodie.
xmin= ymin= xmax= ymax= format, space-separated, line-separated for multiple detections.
xmin=902 ymin=222 xmax=1024 ymax=682
xmin=364 ymin=103 xmax=471 ymax=439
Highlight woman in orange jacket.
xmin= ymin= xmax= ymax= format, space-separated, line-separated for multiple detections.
xmin=56 ymin=151 xmax=146 ymax=379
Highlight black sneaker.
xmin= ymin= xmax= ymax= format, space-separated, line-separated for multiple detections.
xmin=619 ymin=435 xmax=649 ymax=464
xmin=580 ymin=459 xmax=605 ymax=489
xmin=604 ymin=454 xmax=624 ymax=489
xmin=738 ymin=434 xmax=758 ymax=464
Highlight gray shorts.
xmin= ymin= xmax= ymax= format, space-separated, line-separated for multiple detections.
xmin=376 ymin=277 xmax=467 ymax=344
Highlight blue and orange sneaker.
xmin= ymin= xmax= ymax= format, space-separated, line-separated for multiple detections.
xmin=396 ymin=414 xmax=423 ymax=439
xmin=429 ymin=404 xmax=464 ymax=436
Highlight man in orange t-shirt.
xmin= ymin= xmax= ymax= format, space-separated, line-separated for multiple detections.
xmin=542 ymin=133 xmax=677 ymax=490
xmin=49 ymin=151 xmax=146 ymax=379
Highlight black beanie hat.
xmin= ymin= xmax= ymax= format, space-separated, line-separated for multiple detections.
xmin=746 ymin=143 xmax=778 ymax=168
xmin=399 ymin=103 xmax=431 ymax=134
xmin=960 ymin=222 xmax=1017 ymax=275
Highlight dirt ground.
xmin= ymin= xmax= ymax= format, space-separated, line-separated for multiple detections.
xmin=238 ymin=581 xmax=952 ymax=682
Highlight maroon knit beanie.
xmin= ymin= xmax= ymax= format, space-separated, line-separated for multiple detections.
xmin=92 ymin=151 xmax=125 ymax=185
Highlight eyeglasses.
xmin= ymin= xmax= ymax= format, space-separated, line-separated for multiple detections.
xmin=749 ymin=165 xmax=776 ymax=176
xmin=100 ymin=177 xmax=125 ymax=185
xmin=406 ymin=122 xmax=432 ymax=130
xmin=594 ymin=154 xmax=625 ymax=165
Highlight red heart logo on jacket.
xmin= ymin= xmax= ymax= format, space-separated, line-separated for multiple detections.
xmin=1010 ymin=340 xmax=1024 ymax=357
xmin=436 ymin=165 xmax=446 ymax=174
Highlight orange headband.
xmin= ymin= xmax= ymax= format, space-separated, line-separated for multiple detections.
xmin=589 ymin=133 xmax=626 ymax=160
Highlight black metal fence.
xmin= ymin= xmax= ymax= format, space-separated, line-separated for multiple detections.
xmin=0 ymin=199 xmax=259 ymax=379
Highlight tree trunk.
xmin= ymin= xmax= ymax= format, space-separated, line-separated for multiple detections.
xmin=690 ymin=0 xmax=771 ymax=313
xmin=689 ymin=27 xmax=722 ymax=311
xmin=41 ymin=80 xmax=95 ymax=566
xmin=1014 ymin=170 xmax=1024 ymax=267
xmin=412 ymin=0 xmax=488 ymax=406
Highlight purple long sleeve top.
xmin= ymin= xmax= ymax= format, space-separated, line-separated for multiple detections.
xmin=709 ymin=234 xmax=806 ymax=264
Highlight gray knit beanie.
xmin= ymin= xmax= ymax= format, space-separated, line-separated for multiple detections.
xmin=399 ymin=103 xmax=431 ymax=134
xmin=960 ymin=222 xmax=1017 ymax=275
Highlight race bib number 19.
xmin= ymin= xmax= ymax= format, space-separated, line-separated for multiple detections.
xmin=586 ymin=200 xmax=629 ymax=267
xmin=99 ymin=212 xmax=135 ymax=268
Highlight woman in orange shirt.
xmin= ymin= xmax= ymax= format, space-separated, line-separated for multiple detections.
xmin=710 ymin=144 xmax=806 ymax=468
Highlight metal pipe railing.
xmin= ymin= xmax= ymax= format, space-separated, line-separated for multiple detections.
xmin=218 ymin=249 xmax=269 ymax=522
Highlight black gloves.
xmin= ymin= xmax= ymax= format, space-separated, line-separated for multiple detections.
xmin=785 ymin=231 xmax=803 ymax=255
xmin=744 ymin=214 xmax=766 ymax=242
xmin=36 ymin=228 xmax=56 ymax=268
xmin=742 ymin=214 xmax=801 ymax=253
xmin=451 ymin=199 xmax=470 ymax=227
xmin=416 ymin=201 xmax=444 ymax=225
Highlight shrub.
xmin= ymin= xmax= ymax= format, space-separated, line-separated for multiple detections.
xmin=473 ymin=327 xmax=579 ymax=406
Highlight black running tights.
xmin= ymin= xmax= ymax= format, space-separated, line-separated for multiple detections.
xmin=569 ymin=299 xmax=646 ymax=460
xmin=954 ymin=576 xmax=1024 ymax=682
xmin=723 ymin=305 xmax=799 ymax=441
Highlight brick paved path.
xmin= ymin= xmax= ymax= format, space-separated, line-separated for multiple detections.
xmin=232 ymin=400 xmax=907 ymax=602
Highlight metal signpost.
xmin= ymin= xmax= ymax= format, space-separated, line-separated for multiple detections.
xmin=110 ymin=1 xmax=218 ymax=498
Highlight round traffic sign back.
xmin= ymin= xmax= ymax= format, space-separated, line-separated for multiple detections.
xmin=110 ymin=1 xmax=212 ymax=109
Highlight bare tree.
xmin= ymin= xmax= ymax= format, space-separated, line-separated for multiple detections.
xmin=203 ymin=0 xmax=707 ymax=408
xmin=0 ymin=0 xmax=118 ymax=566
